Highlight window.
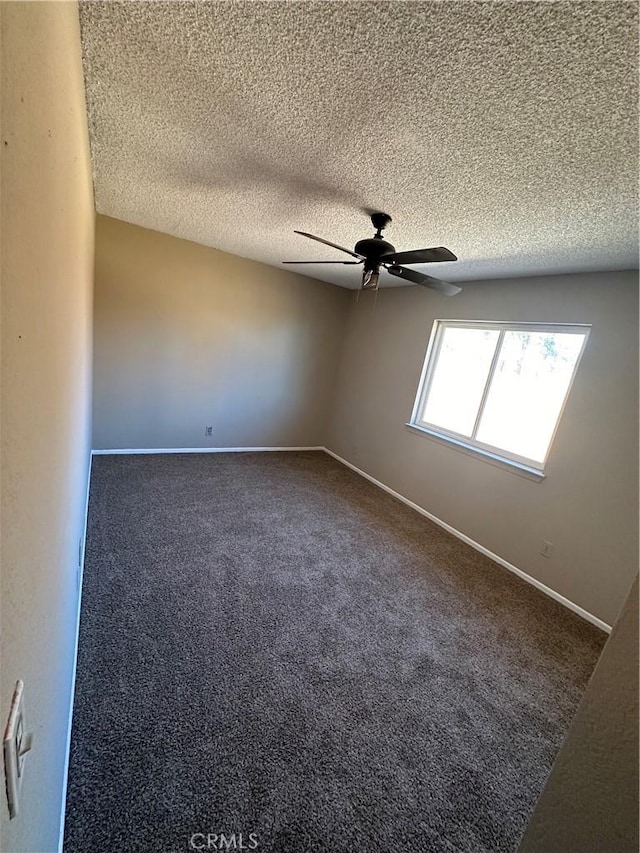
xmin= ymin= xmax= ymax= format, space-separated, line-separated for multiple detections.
xmin=409 ymin=321 xmax=590 ymax=474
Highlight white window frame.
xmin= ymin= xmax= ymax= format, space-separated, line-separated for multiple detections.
xmin=408 ymin=320 xmax=591 ymax=477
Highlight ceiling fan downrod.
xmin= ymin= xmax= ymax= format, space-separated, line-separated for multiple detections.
xmin=370 ymin=211 xmax=392 ymax=238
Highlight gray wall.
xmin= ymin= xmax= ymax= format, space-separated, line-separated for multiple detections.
xmin=327 ymin=271 xmax=638 ymax=627
xmin=520 ymin=574 xmax=639 ymax=852
xmin=0 ymin=3 xmax=94 ymax=850
xmin=93 ymin=215 xmax=349 ymax=450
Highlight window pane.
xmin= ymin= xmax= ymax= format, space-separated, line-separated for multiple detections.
xmin=420 ymin=327 xmax=499 ymax=436
xmin=476 ymin=331 xmax=585 ymax=463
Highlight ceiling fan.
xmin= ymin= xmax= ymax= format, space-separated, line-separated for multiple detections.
xmin=283 ymin=212 xmax=461 ymax=295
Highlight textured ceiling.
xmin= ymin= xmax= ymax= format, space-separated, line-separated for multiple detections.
xmin=79 ymin=1 xmax=638 ymax=289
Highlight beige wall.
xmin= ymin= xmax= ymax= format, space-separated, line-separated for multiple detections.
xmin=0 ymin=3 xmax=94 ymax=851
xmin=94 ymin=226 xmax=638 ymax=627
xmin=519 ymin=574 xmax=639 ymax=852
xmin=93 ymin=215 xmax=349 ymax=450
xmin=327 ymin=271 xmax=638 ymax=627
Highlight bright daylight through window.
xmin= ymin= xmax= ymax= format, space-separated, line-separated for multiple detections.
xmin=410 ymin=321 xmax=590 ymax=472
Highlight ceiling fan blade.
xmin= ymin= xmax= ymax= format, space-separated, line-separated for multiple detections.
xmin=294 ymin=230 xmax=362 ymax=259
xmin=382 ymin=246 xmax=457 ymax=265
xmin=386 ymin=264 xmax=462 ymax=296
xmin=282 ymin=260 xmax=361 ymax=265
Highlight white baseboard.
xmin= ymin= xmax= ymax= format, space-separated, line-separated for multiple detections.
xmin=322 ymin=448 xmax=611 ymax=634
xmin=91 ymin=446 xmax=324 ymax=455
xmin=59 ymin=450 xmax=93 ymax=852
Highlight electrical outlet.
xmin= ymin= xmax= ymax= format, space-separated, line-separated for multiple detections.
xmin=205 ymin=426 xmax=213 ymax=437
xmin=540 ymin=540 xmax=554 ymax=558
xmin=3 ymin=680 xmax=33 ymax=819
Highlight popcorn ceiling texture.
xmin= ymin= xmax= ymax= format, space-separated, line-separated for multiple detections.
xmin=79 ymin=1 xmax=638 ymax=289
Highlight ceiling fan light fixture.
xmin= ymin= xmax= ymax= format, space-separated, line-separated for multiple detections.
xmin=362 ymin=269 xmax=379 ymax=290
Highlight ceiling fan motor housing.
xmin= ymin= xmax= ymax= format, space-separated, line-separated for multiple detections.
xmin=354 ymin=237 xmax=396 ymax=271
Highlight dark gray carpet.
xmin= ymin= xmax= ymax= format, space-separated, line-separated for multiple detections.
xmin=64 ymin=451 xmax=605 ymax=853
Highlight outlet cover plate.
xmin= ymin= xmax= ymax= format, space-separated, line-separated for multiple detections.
xmin=541 ymin=540 xmax=554 ymax=558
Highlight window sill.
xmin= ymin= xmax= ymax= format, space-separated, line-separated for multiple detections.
xmin=405 ymin=423 xmax=546 ymax=482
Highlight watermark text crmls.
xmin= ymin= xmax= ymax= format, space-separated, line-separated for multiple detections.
xmin=189 ymin=832 xmax=259 ymax=850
